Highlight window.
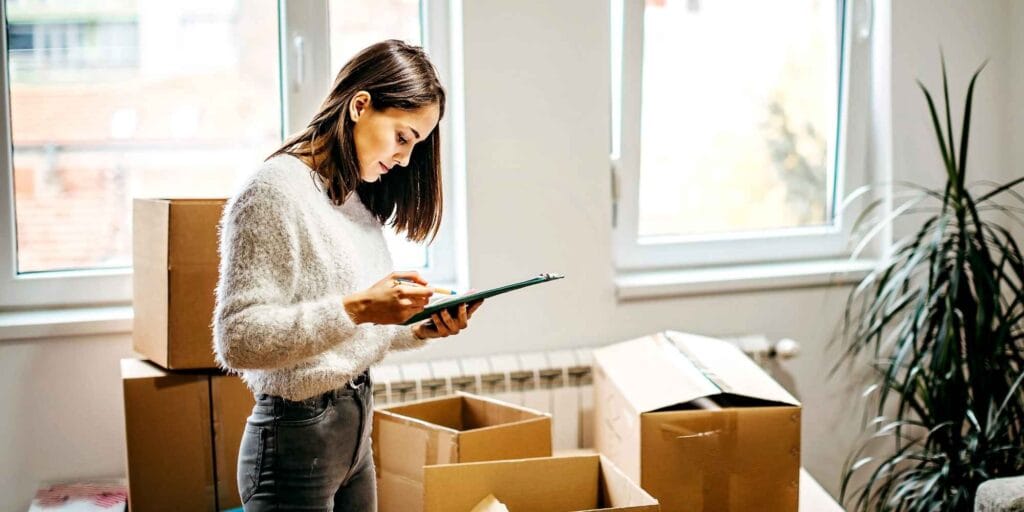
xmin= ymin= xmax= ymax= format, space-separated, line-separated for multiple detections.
xmin=327 ymin=0 xmax=444 ymax=276
xmin=611 ymin=0 xmax=870 ymax=270
xmin=8 ymin=20 xmax=139 ymax=71
xmin=324 ymin=0 xmax=458 ymax=282
xmin=1 ymin=0 xmax=458 ymax=309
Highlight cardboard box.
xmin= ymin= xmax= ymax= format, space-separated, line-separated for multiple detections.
xmin=212 ymin=374 xmax=254 ymax=509
xmin=423 ymin=454 xmax=660 ymax=512
xmin=121 ymin=358 xmax=254 ymax=511
xmin=121 ymin=358 xmax=214 ymax=510
xmin=593 ymin=331 xmax=801 ymax=512
xmin=133 ymin=198 xmax=225 ymax=369
xmin=373 ymin=392 xmax=553 ymax=512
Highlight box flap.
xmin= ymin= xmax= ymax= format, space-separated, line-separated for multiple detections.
xmin=132 ymin=199 xmax=169 ymax=271
xmin=593 ymin=333 xmax=722 ymax=413
xmin=457 ymin=392 xmax=551 ymax=431
xmin=378 ymin=392 xmax=550 ymax=433
xmin=131 ymin=200 xmax=170 ymax=368
xmin=378 ymin=472 xmax=424 ymax=512
xmin=423 ymin=455 xmax=600 ymax=512
xmin=458 ymin=416 xmax=552 ymax=463
xmin=375 ymin=411 xmax=459 ymax=512
xmin=593 ymin=332 xmax=798 ymax=413
xmin=376 ymin=411 xmax=459 ymax=478
xmin=664 ymin=331 xmax=799 ymax=407
xmin=379 ymin=395 xmax=464 ymax=432
xmin=595 ymin=455 xmax=659 ymax=510
xmin=593 ymin=364 xmax=644 ymax=481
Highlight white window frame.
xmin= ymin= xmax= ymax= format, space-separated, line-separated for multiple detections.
xmin=611 ymin=0 xmax=872 ymax=271
xmin=0 ymin=11 xmax=136 ymax=309
xmin=0 ymin=0 xmax=460 ymax=309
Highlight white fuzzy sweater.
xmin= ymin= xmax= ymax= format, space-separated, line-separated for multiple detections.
xmin=213 ymin=154 xmax=426 ymax=400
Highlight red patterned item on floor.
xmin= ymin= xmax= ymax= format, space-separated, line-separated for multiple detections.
xmin=31 ymin=482 xmax=127 ymax=510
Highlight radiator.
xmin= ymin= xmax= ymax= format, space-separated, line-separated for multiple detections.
xmin=370 ymin=335 xmax=800 ymax=451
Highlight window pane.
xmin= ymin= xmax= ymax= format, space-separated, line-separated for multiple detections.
xmin=328 ymin=0 xmax=427 ymax=270
xmin=638 ymin=0 xmax=839 ymax=239
xmin=7 ymin=0 xmax=281 ymax=274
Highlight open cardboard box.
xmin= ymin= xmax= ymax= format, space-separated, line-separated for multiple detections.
xmin=423 ymin=454 xmax=660 ymax=511
xmin=373 ymin=392 xmax=553 ymax=512
xmin=133 ymin=198 xmax=226 ymax=370
xmin=121 ymin=358 xmax=254 ymax=511
xmin=594 ymin=331 xmax=802 ymax=512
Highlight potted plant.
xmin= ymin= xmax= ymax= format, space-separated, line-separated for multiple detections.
xmin=834 ymin=57 xmax=1024 ymax=511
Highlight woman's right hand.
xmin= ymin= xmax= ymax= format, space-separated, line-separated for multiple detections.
xmin=342 ymin=271 xmax=434 ymax=325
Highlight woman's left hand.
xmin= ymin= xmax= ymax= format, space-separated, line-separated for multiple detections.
xmin=412 ymin=299 xmax=484 ymax=340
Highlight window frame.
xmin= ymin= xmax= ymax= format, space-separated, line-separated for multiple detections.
xmin=1 ymin=8 xmax=137 ymax=309
xmin=611 ymin=0 xmax=872 ymax=271
xmin=0 ymin=0 xmax=459 ymax=310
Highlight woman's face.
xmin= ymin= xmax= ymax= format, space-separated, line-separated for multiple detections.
xmin=349 ymin=92 xmax=440 ymax=183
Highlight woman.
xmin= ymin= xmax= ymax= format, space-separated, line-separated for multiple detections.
xmin=213 ymin=39 xmax=481 ymax=510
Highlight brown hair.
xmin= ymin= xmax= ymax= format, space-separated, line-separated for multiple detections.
xmin=270 ymin=39 xmax=446 ymax=243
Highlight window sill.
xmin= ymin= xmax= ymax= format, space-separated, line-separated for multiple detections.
xmin=615 ymin=258 xmax=876 ymax=301
xmin=0 ymin=305 xmax=133 ymax=342
xmin=0 ymin=262 xmax=874 ymax=340
xmin=0 ymin=280 xmax=462 ymax=341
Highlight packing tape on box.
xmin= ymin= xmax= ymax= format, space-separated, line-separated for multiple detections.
xmin=426 ymin=425 xmax=458 ymax=467
xmin=660 ymin=409 xmax=740 ymax=511
xmin=660 ymin=332 xmax=744 ymax=510
xmin=378 ymin=414 xmax=459 ymax=474
xmin=659 ymin=331 xmax=732 ymax=395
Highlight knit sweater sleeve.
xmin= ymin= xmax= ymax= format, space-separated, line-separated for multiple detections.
xmin=384 ymin=324 xmax=429 ymax=352
xmin=213 ymin=181 xmax=358 ymax=370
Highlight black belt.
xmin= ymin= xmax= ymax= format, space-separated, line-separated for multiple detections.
xmin=346 ymin=369 xmax=370 ymax=389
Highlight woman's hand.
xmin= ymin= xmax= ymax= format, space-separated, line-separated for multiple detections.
xmin=412 ymin=299 xmax=484 ymax=340
xmin=342 ymin=271 xmax=434 ymax=325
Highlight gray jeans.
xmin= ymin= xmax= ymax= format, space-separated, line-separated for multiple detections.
xmin=238 ymin=371 xmax=376 ymax=511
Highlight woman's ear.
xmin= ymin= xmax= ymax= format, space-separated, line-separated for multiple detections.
xmin=349 ymin=91 xmax=371 ymax=122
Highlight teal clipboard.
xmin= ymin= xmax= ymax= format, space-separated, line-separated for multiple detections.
xmin=403 ymin=272 xmax=565 ymax=325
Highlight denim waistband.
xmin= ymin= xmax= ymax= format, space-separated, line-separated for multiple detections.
xmin=256 ymin=369 xmax=372 ymax=403
xmin=346 ymin=369 xmax=370 ymax=389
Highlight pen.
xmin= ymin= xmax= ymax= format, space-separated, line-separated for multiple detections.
xmin=394 ymin=278 xmax=457 ymax=295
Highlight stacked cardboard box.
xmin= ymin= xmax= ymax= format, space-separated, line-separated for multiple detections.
xmin=123 ymin=198 xmax=255 ymax=511
xmin=122 ymin=197 xmax=798 ymax=510
xmin=593 ymin=331 xmax=802 ymax=512
xmin=132 ymin=198 xmax=225 ymax=370
xmin=121 ymin=359 xmax=253 ymax=511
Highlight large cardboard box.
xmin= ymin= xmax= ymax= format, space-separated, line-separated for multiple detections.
xmin=133 ymin=198 xmax=226 ymax=369
xmin=423 ymin=454 xmax=660 ymax=511
xmin=373 ymin=392 xmax=553 ymax=512
xmin=121 ymin=358 xmax=254 ymax=511
xmin=211 ymin=374 xmax=254 ymax=509
xmin=593 ymin=331 xmax=802 ymax=512
xmin=121 ymin=358 xmax=214 ymax=510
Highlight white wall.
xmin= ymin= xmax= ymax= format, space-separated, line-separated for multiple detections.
xmin=891 ymin=0 xmax=1012 ymax=193
xmin=0 ymin=335 xmax=135 ymax=509
xmin=1012 ymin=1 xmax=1024 ymax=243
xmin=1 ymin=1 xmax=1020 ymax=510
